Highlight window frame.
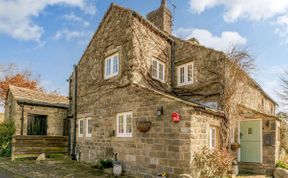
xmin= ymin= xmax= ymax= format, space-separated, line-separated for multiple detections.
xmin=86 ymin=117 xmax=92 ymax=137
xmin=177 ymin=62 xmax=194 ymax=86
xmin=104 ymin=53 xmax=120 ymax=79
xmin=209 ymin=126 xmax=218 ymax=149
xmin=78 ymin=118 xmax=84 ymax=137
xmin=151 ymin=58 xmax=165 ymax=82
xmin=116 ymin=112 xmax=133 ymax=138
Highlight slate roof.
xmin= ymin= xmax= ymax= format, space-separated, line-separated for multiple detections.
xmin=8 ymin=85 xmax=69 ymax=109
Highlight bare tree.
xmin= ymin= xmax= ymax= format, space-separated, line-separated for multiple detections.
xmin=278 ymin=70 xmax=288 ymax=111
xmin=220 ymin=46 xmax=256 ymax=147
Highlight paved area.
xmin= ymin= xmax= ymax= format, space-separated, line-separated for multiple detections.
xmin=0 ymin=157 xmax=133 ymax=178
xmin=0 ymin=157 xmax=273 ymax=178
xmin=237 ymin=175 xmax=271 ymax=178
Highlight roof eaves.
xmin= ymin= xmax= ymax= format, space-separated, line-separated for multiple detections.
xmin=16 ymin=99 xmax=69 ymax=109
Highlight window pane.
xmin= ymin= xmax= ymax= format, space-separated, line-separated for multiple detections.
xmin=180 ymin=67 xmax=185 ymax=83
xmin=113 ymin=55 xmax=119 ymax=74
xmin=159 ymin=63 xmax=164 ymax=80
xmin=126 ymin=114 xmax=132 ymax=133
xmin=106 ymin=59 xmax=111 ymax=76
xmin=152 ymin=60 xmax=157 ymax=78
xmin=210 ymin=128 xmax=216 ymax=148
xmin=118 ymin=115 xmax=124 ymax=133
xmin=88 ymin=119 xmax=92 ymax=134
xmin=188 ymin=64 xmax=193 ymax=82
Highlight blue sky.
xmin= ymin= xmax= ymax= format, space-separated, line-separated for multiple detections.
xmin=0 ymin=0 xmax=288 ymax=110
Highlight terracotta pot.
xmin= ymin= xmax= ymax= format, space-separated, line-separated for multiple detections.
xmin=231 ymin=143 xmax=240 ymax=150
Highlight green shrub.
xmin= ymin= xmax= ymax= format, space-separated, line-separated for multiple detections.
xmin=0 ymin=121 xmax=15 ymax=157
xmin=99 ymin=159 xmax=113 ymax=168
xmin=276 ymin=160 xmax=288 ymax=169
xmin=191 ymin=147 xmax=234 ymax=178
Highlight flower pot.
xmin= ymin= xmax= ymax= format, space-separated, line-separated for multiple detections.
xmin=231 ymin=143 xmax=240 ymax=150
xmin=113 ymin=161 xmax=122 ymax=176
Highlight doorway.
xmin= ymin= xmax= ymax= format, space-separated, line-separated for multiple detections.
xmin=27 ymin=114 xmax=47 ymax=135
xmin=240 ymin=120 xmax=262 ymax=163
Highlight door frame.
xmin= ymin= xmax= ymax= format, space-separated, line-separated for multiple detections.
xmin=239 ymin=119 xmax=263 ymax=163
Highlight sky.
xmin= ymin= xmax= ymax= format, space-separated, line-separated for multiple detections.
xmin=0 ymin=0 xmax=288 ymax=111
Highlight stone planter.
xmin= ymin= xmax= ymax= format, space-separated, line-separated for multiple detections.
xmin=113 ymin=161 xmax=122 ymax=176
xmin=274 ymin=168 xmax=288 ymax=178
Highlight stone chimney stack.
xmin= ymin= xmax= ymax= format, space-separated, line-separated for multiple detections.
xmin=146 ymin=0 xmax=172 ymax=34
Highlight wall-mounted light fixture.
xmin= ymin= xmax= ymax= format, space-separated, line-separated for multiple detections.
xmin=157 ymin=107 xmax=163 ymax=116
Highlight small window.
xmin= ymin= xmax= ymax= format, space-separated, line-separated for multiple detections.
xmin=79 ymin=119 xmax=84 ymax=137
xmin=248 ymin=128 xmax=253 ymax=134
xmin=270 ymin=103 xmax=274 ymax=115
xmin=177 ymin=62 xmax=194 ymax=86
xmin=86 ymin=117 xmax=92 ymax=137
xmin=117 ymin=112 xmax=133 ymax=137
xmin=104 ymin=53 xmax=119 ymax=79
xmin=209 ymin=126 xmax=218 ymax=149
xmin=151 ymin=58 xmax=165 ymax=82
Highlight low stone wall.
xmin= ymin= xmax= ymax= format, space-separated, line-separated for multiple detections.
xmin=12 ymin=135 xmax=68 ymax=160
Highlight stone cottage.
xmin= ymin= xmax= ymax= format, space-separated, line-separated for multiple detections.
xmin=5 ymin=85 xmax=69 ymax=136
xmin=68 ymin=0 xmax=280 ymax=177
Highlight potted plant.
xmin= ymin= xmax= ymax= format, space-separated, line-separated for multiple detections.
xmin=113 ymin=153 xmax=122 ymax=176
xmin=231 ymin=143 xmax=240 ymax=150
xmin=157 ymin=172 xmax=167 ymax=178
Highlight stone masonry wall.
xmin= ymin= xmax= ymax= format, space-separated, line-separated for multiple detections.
xmin=173 ymin=38 xmax=225 ymax=109
xmin=13 ymin=104 xmax=67 ymax=136
xmin=131 ymin=16 xmax=172 ymax=93
xmin=75 ymin=86 xmax=224 ymax=178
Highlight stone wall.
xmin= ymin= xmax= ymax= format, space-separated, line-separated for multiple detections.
xmin=235 ymin=83 xmax=276 ymax=115
xmin=13 ymin=104 xmax=67 ymax=136
xmin=4 ymin=91 xmax=16 ymax=122
xmin=131 ymin=16 xmax=172 ymax=93
xmin=75 ymin=85 xmax=224 ymax=177
xmin=173 ymin=38 xmax=225 ymax=109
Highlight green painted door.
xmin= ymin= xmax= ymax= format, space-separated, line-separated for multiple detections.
xmin=240 ymin=120 xmax=262 ymax=163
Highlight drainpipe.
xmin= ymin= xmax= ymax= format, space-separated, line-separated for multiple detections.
xmin=71 ymin=64 xmax=78 ymax=160
xmin=171 ymin=41 xmax=176 ymax=90
xmin=20 ymin=104 xmax=24 ymax=135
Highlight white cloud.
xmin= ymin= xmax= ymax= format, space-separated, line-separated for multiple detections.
xmin=174 ymin=28 xmax=247 ymax=51
xmin=275 ymin=15 xmax=288 ymax=44
xmin=0 ymin=0 xmax=96 ymax=42
xmin=53 ymin=28 xmax=92 ymax=43
xmin=189 ymin=0 xmax=288 ymax=22
xmin=63 ymin=13 xmax=90 ymax=27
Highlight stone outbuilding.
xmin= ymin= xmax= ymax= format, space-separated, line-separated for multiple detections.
xmin=68 ymin=0 xmax=280 ymax=177
xmin=0 ymin=113 xmax=4 ymax=123
xmin=5 ymin=85 xmax=69 ymax=136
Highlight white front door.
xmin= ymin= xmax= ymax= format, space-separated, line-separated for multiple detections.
xmin=240 ymin=120 xmax=262 ymax=163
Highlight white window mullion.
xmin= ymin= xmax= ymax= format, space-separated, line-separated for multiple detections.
xmin=152 ymin=58 xmax=165 ymax=82
xmin=104 ymin=53 xmax=119 ymax=79
xmin=177 ymin=62 xmax=194 ymax=86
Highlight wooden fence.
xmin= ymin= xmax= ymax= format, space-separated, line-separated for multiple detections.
xmin=12 ymin=135 xmax=68 ymax=160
